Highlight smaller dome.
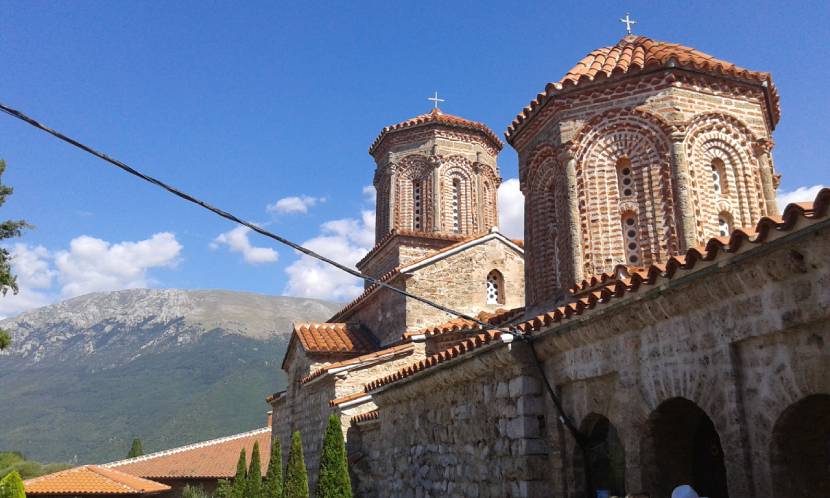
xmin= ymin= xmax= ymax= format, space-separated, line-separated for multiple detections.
xmin=369 ymin=108 xmax=503 ymax=156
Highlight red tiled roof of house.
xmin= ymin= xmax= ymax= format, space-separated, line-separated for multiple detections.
xmin=402 ymin=307 xmax=525 ymax=340
xmin=105 ymin=428 xmax=271 ymax=479
xmin=369 ymin=108 xmax=503 ymax=155
xmin=351 ymin=410 xmax=379 ymax=426
xmin=506 ymin=35 xmax=780 ymax=143
xmin=365 ymin=189 xmax=830 ymax=393
xmin=302 ymin=342 xmax=415 ymax=384
xmin=25 ymin=465 xmax=170 ymax=495
xmin=293 ymin=322 xmax=378 ymax=354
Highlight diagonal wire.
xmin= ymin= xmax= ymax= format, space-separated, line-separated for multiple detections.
xmin=0 ymin=101 xmax=518 ymax=336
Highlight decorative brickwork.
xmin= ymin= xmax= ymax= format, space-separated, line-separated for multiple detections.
xmin=513 ymin=36 xmax=778 ymax=310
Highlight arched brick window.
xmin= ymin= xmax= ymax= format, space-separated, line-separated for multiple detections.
xmin=451 ymin=178 xmax=461 ymax=233
xmin=486 ymin=270 xmax=504 ymax=304
xmin=711 ymin=158 xmax=726 ymax=197
xmin=621 ymin=213 xmax=641 ymax=265
xmin=718 ymin=212 xmax=732 ymax=237
xmin=412 ymin=180 xmax=423 ymax=230
xmin=617 ymin=157 xmax=636 ymax=198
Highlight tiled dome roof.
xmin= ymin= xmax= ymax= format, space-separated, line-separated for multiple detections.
xmin=506 ymin=35 xmax=780 ymax=143
xmin=370 ymin=108 xmax=503 ymax=155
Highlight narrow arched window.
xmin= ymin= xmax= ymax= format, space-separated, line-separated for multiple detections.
xmin=486 ymin=270 xmax=504 ymax=305
xmin=718 ymin=212 xmax=732 ymax=237
xmin=711 ymin=158 xmax=726 ymax=196
xmin=621 ymin=214 xmax=641 ymax=265
xmin=617 ymin=158 xmax=635 ymax=198
xmin=413 ymin=180 xmax=423 ymax=230
xmin=452 ymin=178 xmax=461 ymax=233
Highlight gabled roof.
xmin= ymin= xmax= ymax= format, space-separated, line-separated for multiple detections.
xmin=369 ymin=108 xmax=503 ymax=156
xmin=330 ymin=230 xmax=524 ymax=323
xmin=105 ymin=428 xmax=270 ymax=479
xmin=506 ymin=35 xmax=780 ymax=144
xmin=356 ymin=229 xmax=471 ymax=270
xmin=25 ymin=465 xmax=170 ymax=495
xmin=364 ymin=189 xmax=830 ymax=393
xmin=292 ymin=322 xmax=378 ymax=354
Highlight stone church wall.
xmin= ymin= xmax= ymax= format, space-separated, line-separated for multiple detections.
xmin=405 ymin=238 xmax=525 ymax=332
xmin=351 ymin=344 xmax=548 ymax=497
xmin=354 ymin=219 xmax=830 ymax=498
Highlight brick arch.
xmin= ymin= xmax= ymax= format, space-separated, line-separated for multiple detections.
xmin=572 ymin=110 xmax=675 ymax=275
xmin=769 ymin=394 xmax=830 ymax=498
xmin=440 ymin=156 xmax=478 ymax=233
xmin=684 ymin=113 xmax=766 ymax=242
xmin=523 ymin=143 xmax=560 ymax=191
xmin=524 ymin=154 xmax=570 ymax=305
xmin=394 ymin=154 xmax=434 ymax=231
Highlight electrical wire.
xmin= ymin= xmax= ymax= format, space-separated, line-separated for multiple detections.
xmin=0 ymin=101 xmax=517 ymax=337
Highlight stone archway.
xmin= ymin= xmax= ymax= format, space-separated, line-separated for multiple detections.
xmin=573 ymin=413 xmax=626 ymax=498
xmin=640 ymin=398 xmax=729 ymax=498
xmin=770 ymin=394 xmax=830 ymax=498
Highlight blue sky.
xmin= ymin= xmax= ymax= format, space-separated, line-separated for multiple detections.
xmin=0 ymin=0 xmax=828 ymax=314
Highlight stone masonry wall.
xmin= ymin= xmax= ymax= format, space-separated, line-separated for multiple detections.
xmin=405 ymin=237 xmax=525 ymax=332
xmin=354 ymin=219 xmax=830 ymax=498
xmin=353 ymin=344 xmax=547 ymax=497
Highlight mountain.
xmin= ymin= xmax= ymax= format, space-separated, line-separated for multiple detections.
xmin=0 ymin=289 xmax=341 ymax=464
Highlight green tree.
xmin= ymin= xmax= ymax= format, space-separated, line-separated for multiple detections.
xmin=214 ymin=479 xmax=233 ymax=498
xmin=126 ymin=439 xmax=143 ymax=458
xmin=263 ymin=436 xmax=283 ymax=498
xmin=181 ymin=484 xmax=210 ymax=498
xmin=230 ymin=448 xmax=247 ymax=498
xmin=283 ymin=431 xmax=308 ymax=498
xmin=247 ymin=441 xmax=263 ymax=498
xmin=0 ymin=470 xmax=26 ymax=498
xmin=0 ymin=159 xmax=29 ymax=351
xmin=314 ymin=415 xmax=352 ymax=498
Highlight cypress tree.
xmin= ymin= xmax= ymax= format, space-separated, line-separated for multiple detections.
xmin=214 ymin=479 xmax=233 ymax=498
xmin=0 ymin=470 xmax=25 ymax=498
xmin=127 ymin=438 xmax=143 ymax=458
xmin=0 ymin=159 xmax=30 ymax=352
xmin=283 ymin=431 xmax=309 ymax=498
xmin=247 ymin=441 xmax=263 ymax=498
xmin=314 ymin=415 xmax=352 ymax=498
xmin=231 ymin=448 xmax=247 ymax=498
xmin=263 ymin=436 xmax=283 ymax=498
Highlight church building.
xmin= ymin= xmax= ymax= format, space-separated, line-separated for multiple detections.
xmin=271 ymin=31 xmax=829 ymax=498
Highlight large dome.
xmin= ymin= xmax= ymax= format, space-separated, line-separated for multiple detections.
xmin=507 ymin=35 xmax=780 ymax=142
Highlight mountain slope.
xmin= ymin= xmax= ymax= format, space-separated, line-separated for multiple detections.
xmin=0 ymin=289 xmax=340 ymax=464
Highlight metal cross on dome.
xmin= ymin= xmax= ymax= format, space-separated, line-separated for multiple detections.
xmin=620 ymin=13 xmax=637 ymax=35
xmin=428 ymin=91 xmax=445 ymax=110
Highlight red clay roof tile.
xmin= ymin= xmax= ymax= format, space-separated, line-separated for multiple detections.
xmin=105 ymin=428 xmax=271 ymax=479
xmin=293 ymin=322 xmax=378 ymax=355
xmin=506 ymin=35 xmax=781 ymax=144
xmin=369 ymin=108 xmax=503 ymax=156
xmin=25 ymin=465 xmax=170 ymax=495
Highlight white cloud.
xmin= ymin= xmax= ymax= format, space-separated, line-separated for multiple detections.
xmin=777 ymin=185 xmax=825 ymax=213
xmin=56 ymin=232 xmax=182 ymax=298
xmin=0 ymin=233 xmax=183 ymax=316
xmin=498 ymin=178 xmax=524 ymax=239
xmin=283 ymin=210 xmax=375 ymax=302
xmin=362 ymin=185 xmax=376 ymax=204
xmin=266 ymin=195 xmax=325 ymax=215
xmin=0 ymin=244 xmax=56 ymax=316
xmin=211 ymin=226 xmax=279 ymax=265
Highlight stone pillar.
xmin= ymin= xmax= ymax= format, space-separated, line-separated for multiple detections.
xmin=753 ymin=140 xmax=779 ymax=215
xmin=669 ymin=132 xmax=699 ymax=251
xmin=560 ymin=148 xmax=585 ymax=284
